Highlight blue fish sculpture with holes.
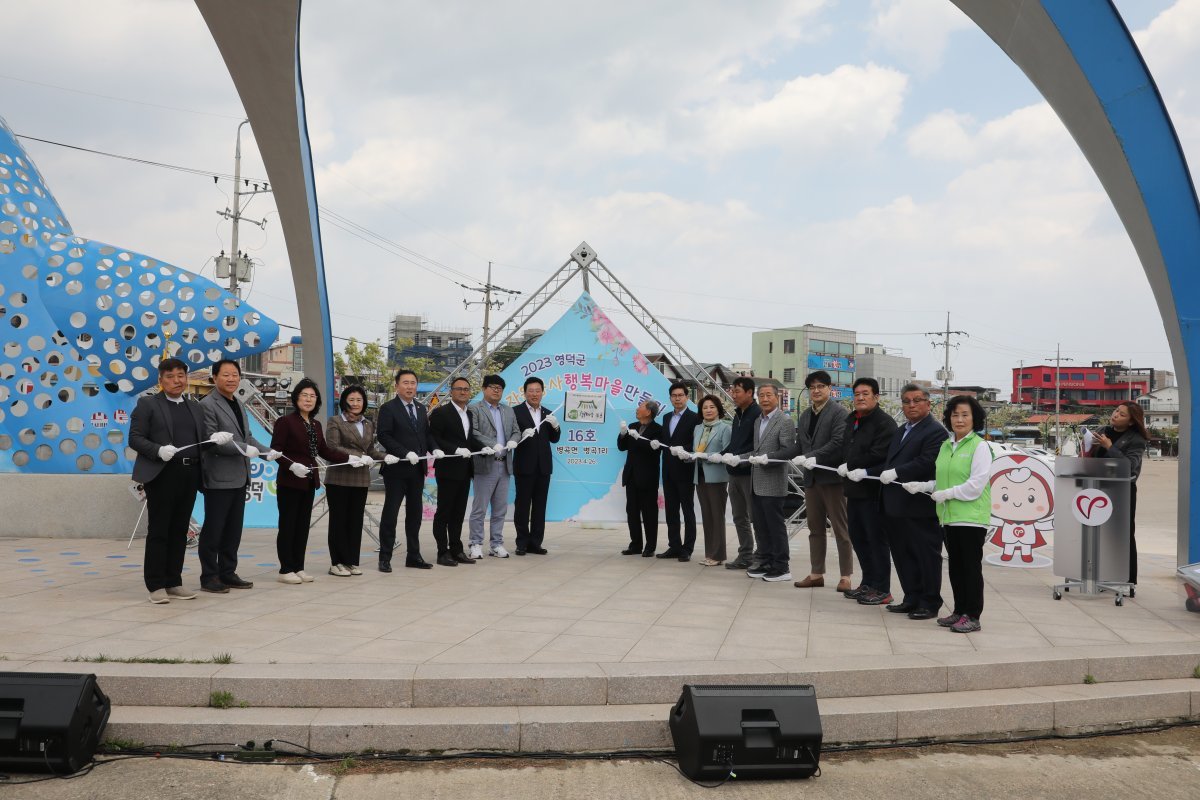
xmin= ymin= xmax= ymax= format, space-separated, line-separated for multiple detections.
xmin=0 ymin=116 xmax=278 ymax=474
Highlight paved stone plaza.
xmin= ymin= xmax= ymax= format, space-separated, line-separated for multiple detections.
xmin=2 ymin=461 xmax=1195 ymax=666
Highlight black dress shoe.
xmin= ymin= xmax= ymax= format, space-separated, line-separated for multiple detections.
xmin=200 ymin=581 xmax=229 ymax=594
xmin=655 ymin=550 xmax=680 ymax=559
xmin=907 ymin=607 xmax=936 ymax=620
xmin=621 ymin=548 xmax=640 ymax=555
xmin=886 ymin=601 xmax=915 ymax=614
xmin=677 ymin=554 xmax=691 ymax=562
xmin=641 ymin=549 xmax=655 ymax=557
xmin=406 ymin=559 xmax=433 ymax=570
xmin=436 ymin=554 xmax=459 ymax=567
xmin=515 ymin=549 xmax=527 ymax=556
xmin=378 ymin=561 xmax=392 ymax=573
xmin=222 ymin=574 xmax=254 ymax=589
xmin=528 ymin=547 xmax=548 ymax=555
xmin=452 ymin=552 xmax=476 ymax=565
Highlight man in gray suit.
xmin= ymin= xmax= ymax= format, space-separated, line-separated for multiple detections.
xmin=198 ymin=359 xmax=278 ymax=593
xmin=467 ymin=374 xmax=521 ymax=559
xmin=746 ymin=383 xmax=797 ymax=582
xmin=790 ymin=370 xmax=854 ymax=592
xmin=128 ymin=357 xmax=207 ymax=605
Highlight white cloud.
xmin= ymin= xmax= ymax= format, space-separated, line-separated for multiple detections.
xmin=869 ymin=0 xmax=974 ymax=74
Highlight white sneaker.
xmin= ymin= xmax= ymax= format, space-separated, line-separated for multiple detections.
xmin=328 ymin=564 xmax=350 ymax=577
xmin=166 ymin=586 xmax=197 ymax=600
xmin=347 ymin=565 xmax=362 ymax=576
xmin=469 ymin=544 xmax=483 ymax=560
xmin=297 ymin=570 xmax=314 ymax=582
xmin=277 ymin=572 xmax=302 ymax=584
xmin=148 ymin=588 xmax=170 ymax=604
xmin=490 ymin=545 xmax=510 ymax=558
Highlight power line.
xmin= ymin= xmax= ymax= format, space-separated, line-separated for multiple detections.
xmin=16 ymin=132 xmax=258 ymax=182
xmin=0 ymin=73 xmax=245 ymax=120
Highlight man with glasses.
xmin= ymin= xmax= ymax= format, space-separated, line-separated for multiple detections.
xmin=791 ymin=371 xmax=853 ymax=592
xmin=838 ymin=378 xmax=898 ymax=606
xmin=468 ymin=374 xmax=522 ymax=559
xmin=746 ymin=383 xmax=797 ymax=582
xmin=428 ymin=377 xmax=478 ymax=566
xmin=876 ymin=384 xmax=949 ymax=620
xmin=657 ymin=382 xmax=700 ymax=561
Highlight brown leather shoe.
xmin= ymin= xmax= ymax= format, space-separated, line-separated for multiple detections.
xmin=836 ymin=577 xmax=852 ymax=592
xmin=793 ymin=575 xmax=825 ymax=588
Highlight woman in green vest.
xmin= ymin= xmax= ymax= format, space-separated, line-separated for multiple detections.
xmin=902 ymin=395 xmax=993 ymax=633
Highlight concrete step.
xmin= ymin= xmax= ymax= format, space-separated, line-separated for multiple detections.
xmin=103 ymin=678 xmax=1200 ymax=752
xmin=11 ymin=642 xmax=1200 ymax=709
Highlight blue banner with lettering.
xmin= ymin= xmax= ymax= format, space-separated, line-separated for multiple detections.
xmin=807 ymin=354 xmax=855 ymax=371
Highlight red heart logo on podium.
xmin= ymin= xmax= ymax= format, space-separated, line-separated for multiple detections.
xmin=1071 ymin=489 xmax=1114 ymax=526
xmin=1075 ymin=494 xmax=1109 ymax=520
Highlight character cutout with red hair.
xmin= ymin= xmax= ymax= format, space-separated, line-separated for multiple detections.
xmin=988 ymin=454 xmax=1055 ymax=565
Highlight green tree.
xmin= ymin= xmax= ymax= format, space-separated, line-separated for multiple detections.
xmin=391 ymin=337 xmax=445 ymax=383
xmin=334 ymin=338 xmax=391 ymax=394
xmin=986 ymin=405 xmax=1026 ymax=439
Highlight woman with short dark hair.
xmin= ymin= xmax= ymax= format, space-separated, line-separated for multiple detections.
xmin=270 ymin=378 xmax=352 ymax=584
xmin=692 ymin=395 xmax=732 ymax=566
xmin=1083 ymin=400 xmax=1149 ymax=590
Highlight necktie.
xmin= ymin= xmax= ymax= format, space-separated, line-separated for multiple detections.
xmin=407 ymin=403 xmax=417 ymax=426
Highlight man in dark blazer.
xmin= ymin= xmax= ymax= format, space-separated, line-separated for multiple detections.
xmin=875 ymin=383 xmax=949 ymax=620
xmin=512 ymin=376 xmax=562 ymax=555
xmin=376 ymin=368 xmax=435 ymax=572
xmin=427 ymin=377 xmax=477 ymax=567
xmin=657 ymin=382 xmax=700 ymax=561
xmin=128 ymin=357 xmax=206 ymax=605
xmin=198 ymin=359 xmax=277 ymax=593
xmin=617 ymin=400 xmax=663 ymax=556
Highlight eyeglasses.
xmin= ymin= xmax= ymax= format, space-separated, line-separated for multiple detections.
xmin=900 ymin=398 xmax=929 ymax=406
xmin=808 ymin=383 xmax=829 ymax=390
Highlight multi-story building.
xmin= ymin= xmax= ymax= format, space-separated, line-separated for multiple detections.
xmin=1136 ymin=385 xmax=1180 ymax=428
xmin=388 ymin=313 xmax=473 ymax=374
xmin=855 ymin=343 xmax=912 ymax=399
xmin=1012 ymin=363 xmax=1150 ymax=410
xmin=752 ymin=325 xmax=856 ymax=401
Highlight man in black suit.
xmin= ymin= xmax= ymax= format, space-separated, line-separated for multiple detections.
xmin=876 ymin=383 xmax=949 ymax=620
xmin=376 ymin=368 xmax=435 ymax=572
xmin=657 ymin=382 xmax=700 ymax=561
xmin=617 ymin=399 xmax=663 ymax=556
xmin=427 ymin=377 xmax=477 ymax=567
xmin=512 ymin=376 xmax=562 ymax=555
xmin=127 ymin=357 xmax=206 ymax=605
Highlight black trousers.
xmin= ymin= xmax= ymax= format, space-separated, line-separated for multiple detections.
xmin=433 ymin=476 xmax=470 ymax=557
xmin=625 ymin=484 xmax=659 ymax=553
xmin=379 ymin=470 xmax=425 ymax=564
xmin=142 ymin=462 xmax=199 ymax=592
xmin=198 ymin=486 xmax=246 ymax=585
xmin=847 ymin=498 xmax=891 ymax=594
xmin=1129 ymin=482 xmax=1139 ymax=585
xmin=514 ymin=472 xmax=552 ymax=551
xmin=887 ymin=515 xmax=944 ymax=611
xmin=325 ymin=483 xmax=368 ymax=567
xmin=751 ymin=493 xmax=788 ymax=573
xmin=663 ymin=477 xmax=697 ymax=554
xmin=944 ymin=524 xmax=986 ymax=618
xmin=276 ymin=485 xmax=315 ymax=574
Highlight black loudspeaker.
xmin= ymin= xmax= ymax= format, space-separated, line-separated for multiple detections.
xmin=0 ymin=672 xmax=111 ymax=774
xmin=669 ymin=684 xmax=821 ymax=781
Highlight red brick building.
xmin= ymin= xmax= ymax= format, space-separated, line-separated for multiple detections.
xmin=1012 ymin=364 xmax=1149 ymax=409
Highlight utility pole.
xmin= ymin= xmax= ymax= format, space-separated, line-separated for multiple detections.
xmin=925 ymin=312 xmax=968 ymax=405
xmin=1048 ymin=344 xmax=1074 ymax=454
xmin=1017 ymin=359 xmax=1024 ymax=406
xmin=462 ymin=262 xmax=520 ymax=375
xmin=215 ymin=119 xmax=270 ymax=298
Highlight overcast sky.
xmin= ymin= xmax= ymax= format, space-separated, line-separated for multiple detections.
xmin=3 ymin=0 xmax=1195 ymax=389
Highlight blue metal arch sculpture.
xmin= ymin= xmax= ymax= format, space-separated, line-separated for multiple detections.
xmin=0 ymin=119 xmax=279 ymax=474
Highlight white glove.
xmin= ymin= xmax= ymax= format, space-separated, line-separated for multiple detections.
xmin=481 ymin=446 xmax=496 ymax=456
xmin=209 ymin=431 xmax=234 ymax=446
xmin=902 ymin=481 xmax=923 ymax=495
xmin=679 ymin=451 xmax=695 ymax=462
xmin=348 ymin=455 xmax=366 ymax=468
xmin=506 ymin=440 xmax=518 ymax=451
xmin=880 ymin=468 xmax=898 ymax=485
xmin=803 ymin=456 xmax=818 ymax=470
xmin=836 ymin=463 xmax=849 ymax=477
xmin=402 ymin=451 xmax=419 ymax=465
xmin=749 ymin=455 xmax=769 ymax=466
xmin=157 ymin=444 xmax=178 ymax=462
xmin=545 ymin=413 xmax=559 ymax=429
xmin=289 ymin=462 xmax=310 ymax=478
xmin=724 ymin=453 xmax=741 ymax=466
xmin=432 ymin=449 xmax=446 ymax=459
xmin=243 ymin=445 xmax=260 ymax=459
xmin=455 ymin=447 xmax=472 ymax=458
xmin=704 ymin=452 xmax=721 ymax=463
xmin=790 ymin=454 xmax=807 ymax=467
xmin=264 ymin=449 xmax=281 ymax=462
xmin=669 ymin=445 xmax=684 ymax=458
xmin=619 ymin=420 xmax=629 ymax=436
xmin=628 ymin=428 xmax=642 ymax=440
xmin=931 ymin=489 xmax=951 ymax=503
xmin=649 ymin=439 xmax=662 ymax=450
xmin=521 ymin=428 xmax=536 ymax=440
xmin=384 ymin=454 xmax=400 ymax=465
xmin=847 ymin=469 xmax=867 ymax=482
